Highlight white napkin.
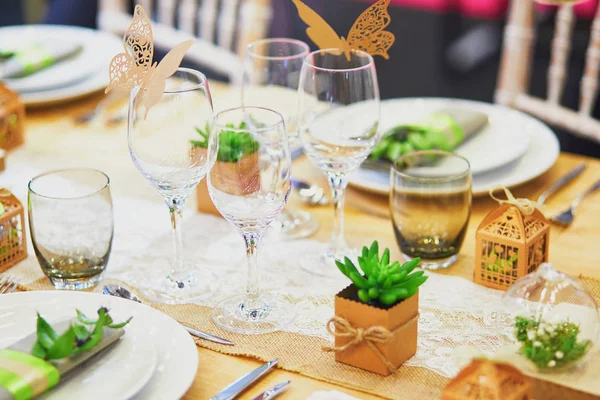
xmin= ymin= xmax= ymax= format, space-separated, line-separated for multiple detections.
xmin=306 ymin=390 xmax=363 ymax=400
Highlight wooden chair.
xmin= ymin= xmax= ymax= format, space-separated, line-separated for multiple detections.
xmin=98 ymin=0 xmax=273 ymax=82
xmin=495 ymin=1 xmax=600 ymax=143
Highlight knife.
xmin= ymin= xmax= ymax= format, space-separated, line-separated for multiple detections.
xmin=536 ymin=162 xmax=587 ymax=205
xmin=251 ymin=380 xmax=291 ymax=400
xmin=210 ymin=359 xmax=278 ymax=400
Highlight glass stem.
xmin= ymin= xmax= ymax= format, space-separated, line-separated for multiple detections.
xmin=242 ymin=232 xmax=262 ymax=310
xmin=168 ymin=198 xmax=187 ymax=283
xmin=328 ymin=173 xmax=349 ymax=254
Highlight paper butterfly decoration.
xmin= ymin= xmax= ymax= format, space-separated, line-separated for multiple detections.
xmin=106 ymin=5 xmax=195 ymax=117
xmin=291 ymin=0 xmax=395 ymax=60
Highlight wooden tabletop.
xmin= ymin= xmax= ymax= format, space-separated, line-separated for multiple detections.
xmin=14 ymin=88 xmax=600 ymax=400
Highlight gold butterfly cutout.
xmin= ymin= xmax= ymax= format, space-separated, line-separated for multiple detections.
xmin=105 ymin=5 xmax=195 ymax=117
xmin=292 ymin=0 xmax=395 ymax=60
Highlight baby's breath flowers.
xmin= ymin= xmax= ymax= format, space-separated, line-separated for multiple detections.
xmin=514 ymin=316 xmax=592 ymax=370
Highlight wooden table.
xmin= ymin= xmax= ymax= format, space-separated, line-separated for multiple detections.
xmin=12 ymin=87 xmax=600 ymax=400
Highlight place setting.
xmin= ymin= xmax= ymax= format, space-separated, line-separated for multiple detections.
xmin=1 ymin=0 xmax=600 ymax=399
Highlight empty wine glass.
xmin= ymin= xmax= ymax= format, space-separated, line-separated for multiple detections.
xmin=128 ymin=68 xmax=216 ymax=304
xmin=297 ymin=49 xmax=381 ymax=276
xmin=242 ymin=38 xmax=317 ymax=240
xmin=207 ymin=106 xmax=294 ymax=334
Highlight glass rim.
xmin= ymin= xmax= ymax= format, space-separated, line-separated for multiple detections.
xmin=28 ymin=168 xmax=110 ymax=200
xmin=161 ymin=68 xmax=208 ymax=95
xmin=213 ymin=106 xmax=286 ymax=133
xmin=303 ymin=48 xmax=375 ymax=73
xmin=391 ymin=150 xmax=471 ymax=182
xmin=246 ymin=38 xmax=310 ymax=61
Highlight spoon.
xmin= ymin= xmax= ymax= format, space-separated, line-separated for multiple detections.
xmin=292 ymin=178 xmax=329 ymax=206
xmin=102 ymin=284 xmax=234 ymax=346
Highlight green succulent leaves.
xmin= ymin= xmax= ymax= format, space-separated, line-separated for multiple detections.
xmin=191 ymin=122 xmax=260 ymax=163
xmin=335 ymin=241 xmax=427 ymax=306
xmin=31 ymin=308 xmax=132 ymax=361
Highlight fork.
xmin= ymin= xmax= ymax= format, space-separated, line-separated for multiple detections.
xmin=0 ymin=274 xmax=20 ymax=294
xmin=550 ymin=179 xmax=600 ymax=227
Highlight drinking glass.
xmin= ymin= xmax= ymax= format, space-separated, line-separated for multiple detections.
xmin=207 ymin=106 xmax=294 ymax=334
xmin=28 ymin=168 xmax=112 ymax=290
xmin=242 ymin=38 xmax=317 ymax=239
xmin=390 ymin=150 xmax=472 ymax=269
xmin=297 ymin=49 xmax=380 ymax=275
xmin=128 ymin=68 xmax=215 ymax=304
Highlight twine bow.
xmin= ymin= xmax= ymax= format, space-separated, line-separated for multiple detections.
xmin=489 ymin=186 xmax=541 ymax=216
xmin=323 ymin=314 xmax=419 ymax=373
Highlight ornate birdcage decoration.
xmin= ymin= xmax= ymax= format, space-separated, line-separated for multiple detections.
xmin=474 ymin=204 xmax=550 ymax=291
xmin=0 ymin=84 xmax=25 ymax=151
xmin=442 ymin=359 xmax=531 ymax=400
xmin=0 ymin=189 xmax=28 ymax=272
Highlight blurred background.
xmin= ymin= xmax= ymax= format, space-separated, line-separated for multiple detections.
xmin=1 ymin=0 xmax=599 ymax=156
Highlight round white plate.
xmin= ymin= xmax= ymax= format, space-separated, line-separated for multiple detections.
xmin=0 ymin=291 xmax=198 ymax=400
xmin=0 ymin=25 xmax=122 ymax=93
xmin=350 ymin=98 xmax=559 ymax=197
xmin=19 ymin=69 xmax=109 ymax=107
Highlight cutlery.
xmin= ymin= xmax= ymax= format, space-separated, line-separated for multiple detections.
xmin=251 ymin=380 xmax=291 ymax=400
xmin=537 ymin=162 xmax=587 ymax=205
xmin=550 ymin=179 xmax=600 ymax=227
xmin=211 ymin=359 xmax=278 ymax=400
xmin=74 ymin=91 xmax=127 ymax=125
xmin=292 ymin=178 xmax=329 ymax=206
xmin=102 ymin=284 xmax=234 ymax=346
xmin=0 ymin=274 xmax=19 ymax=294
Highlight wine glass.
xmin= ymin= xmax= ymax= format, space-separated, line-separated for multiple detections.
xmin=297 ymin=49 xmax=381 ymax=275
xmin=207 ymin=106 xmax=294 ymax=334
xmin=128 ymin=68 xmax=216 ymax=304
xmin=242 ymin=38 xmax=317 ymax=240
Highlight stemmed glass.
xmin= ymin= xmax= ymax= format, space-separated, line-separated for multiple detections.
xmin=128 ymin=68 xmax=215 ymax=304
xmin=297 ymin=49 xmax=381 ymax=275
xmin=242 ymin=38 xmax=317 ymax=239
xmin=207 ymin=106 xmax=294 ymax=334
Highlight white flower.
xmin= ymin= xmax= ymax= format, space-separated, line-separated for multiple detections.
xmin=533 ymin=341 xmax=542 ymax=347
xmin=527 ymin=330 xmax=536 ymax=340
xmin=548 ymin=360 xmax=556 ymax=368
xmin=555 ymin=351 xmax=564 ymax=359
xmin=545 ymin=326 xmax=555 ymax=334
xmin=537 ymin=328 xmax=545 ymax=336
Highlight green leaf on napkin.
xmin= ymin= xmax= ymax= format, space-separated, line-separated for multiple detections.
xmin=31 ymin=308 xmax=132 ymax=361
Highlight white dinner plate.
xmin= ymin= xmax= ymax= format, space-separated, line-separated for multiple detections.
xmin=349 ymin=98 xmax=560 ymax=197
xmin=0 ymin=25 xmax=122 ymax=93
xmin=0 ymin=291 xmax=198 ymax=400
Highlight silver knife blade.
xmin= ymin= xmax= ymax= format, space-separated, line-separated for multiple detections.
xmin=537 ymin=162 xmax=587 ymax=204
xmin=184 ymin=326 xmax=234 ymax=346
xmin=251 ymin=380 xmax=291 ymax=400
xmin=210 ymin=359 xmax=279 ymax=400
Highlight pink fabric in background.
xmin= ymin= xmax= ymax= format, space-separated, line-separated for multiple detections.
xmin=384 ymin=0 xmax=598 ymax=19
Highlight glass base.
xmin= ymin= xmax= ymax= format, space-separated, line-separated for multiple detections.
xmin=211 ymin=294 xmax=295 ymax=334
xmin=137 ymin=262 xmax=219 ymax=304
xmin=300 ymin=246 xmax=359 ymax=278
xmin=48 ymin=273 xmax=103 ymax=290
xmin=403 ymin=253 xmax=458 ymax=270
xmin=276 ymin=209 xmax=318 ymax=240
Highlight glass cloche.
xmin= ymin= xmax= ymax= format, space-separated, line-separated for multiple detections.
xmin=502 ymin=263 xmax=599 ymax=372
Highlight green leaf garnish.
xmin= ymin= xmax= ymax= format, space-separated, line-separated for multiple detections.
xmin=190 ymin=121 xmax=260 ymax=163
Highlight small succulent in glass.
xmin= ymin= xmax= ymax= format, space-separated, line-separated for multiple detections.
xmin=335 ymin=240 xmax=427 ymax=306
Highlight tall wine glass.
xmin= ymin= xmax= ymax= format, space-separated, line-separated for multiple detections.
xmin=207 ymin=106 xmax=294 ymax=334
xmin=128 ymin=68 xmax=216 ymax=304
xmin=297 ymin=49 xmax=381 ymax=275
xmin=242 ymin=38 xmax=317 ymax=239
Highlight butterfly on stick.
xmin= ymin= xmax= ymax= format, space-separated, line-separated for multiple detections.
xmin=106 ymin=5 xmax=195 ymax=117
xmin=291 ymin=0 xmax=395 ymax=61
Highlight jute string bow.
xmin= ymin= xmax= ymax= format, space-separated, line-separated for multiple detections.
xmin=323 ymin=314 xmax=419 ymax=373
xmin=489 ymin=186 xmax=542 ymax=216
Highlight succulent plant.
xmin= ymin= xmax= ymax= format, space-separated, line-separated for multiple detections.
xmin=335 ymin=241 xmax=427 ymax=306
xmin=191 ymin=121 xmax=259 ymax=163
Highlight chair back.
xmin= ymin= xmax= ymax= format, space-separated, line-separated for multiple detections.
xmin=98 ymin=0 xmax=273 ymax=80
xmin=495 ymin=1 xmax=600 ymax=143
